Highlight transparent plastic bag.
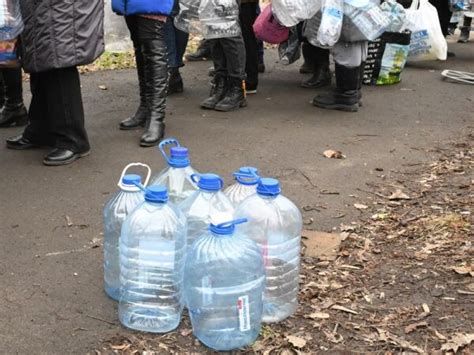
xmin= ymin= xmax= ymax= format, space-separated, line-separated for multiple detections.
xmin=278 ymin=27 xmax=301 ymax=65
xmin=317 ymin=0 xmax=344 ymax=48
xmin=272 ymin=0 xmax=321 ymax=27
xmin=0 ymin=0 xmax=23 ymax=41
xmin=198 ymin=0 xmax=241 ymax=39
xmin=344 ymin=0 xmax=391 ymax=41
xmin=174 ymin=0 xmax=202 ymax=34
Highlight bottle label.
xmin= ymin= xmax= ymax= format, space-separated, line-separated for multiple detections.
xmin=237 ymin=295 xmax=251 ymax=332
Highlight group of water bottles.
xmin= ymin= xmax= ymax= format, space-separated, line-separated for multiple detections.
xmin=103 ymin=138 xmax=303 ymax=351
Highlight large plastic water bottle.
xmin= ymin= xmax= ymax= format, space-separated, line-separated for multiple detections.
xmin=224 ymin=166 xmax=259 ymax=207
xmin=103 ymin=163 xmax=151 ymax=301
xmin=150 ymin=138 xmax=199 ymax=204
xmin=185 ymin=215 xmax=265 ymax=351
xmin=235 ymin=178 xmax=302 ymax=323
xmin=119 ymin=185 xmax=187 ymax=333
xmin=179 ymin=173 xmax=234 ymax=252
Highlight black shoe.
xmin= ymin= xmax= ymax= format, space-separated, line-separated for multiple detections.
xmin=447 ymin=51 xmax=456 ymax=57
xmin=185 ymin=40 xmax=211 ymax=61
xmin=301 ymin=64 xmax=332 ymax=89
xmin=458 ymin=26 xmax=470 ymax=43
xmin=312 ymin=64 xmax=360 ymax=112
xmin=245 ymin=82 xmax=257 ymax=95
xmin=167 ymin=68 xmax=184 ymax=95
xmin=258 ymin=63 xmax=266 ymax=73
xmin=208 ymin=66 xmax=215 ymax=77
xmin=215 ymin=78 xmax=247 ymax=112
xmin=201 ymin=75 xmax=227 ymax=110
xmin=6 ymin=134 xmax=40 ymax=150
xmin=43 ymin=148 xmax=90 ymax=166
xmin=120 ymin=45 xmax=148 ymax=130
xmin=0 ymin=104 xmax=28 ymax=127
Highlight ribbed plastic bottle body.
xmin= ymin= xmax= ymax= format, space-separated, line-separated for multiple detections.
xmin=179 ymin=191 xmax=235 ymax=252
xmin=224 ymin=183 xmax=257 ymax=207
xmin=103 ymin=190 xmax=144 ymax=300
xmin=150 ymin=166 xmax=199 ymax=205
xmin=119 ymin=202 xmax=187 ymax=333
xmin=185 ymin=231 xmax=265 ymax=351
xmin=235 ymin=195 xmax=302 ymax=323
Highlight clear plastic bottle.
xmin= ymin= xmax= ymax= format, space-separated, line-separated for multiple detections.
xmin=119 ymin=185 xmax=187 ymax=333
xmin=185 ymin=215 xmax=265 ymax=351
xmin=150 ymin=138 xmax=199 ymax=205
xmin=103 ymin=163 xmax=151 ymax=301
xmin=224 ymin=166 xmax=259 ymax=208
xmin=179 ymin=174 xmax=234 ymax=253
xmin=235 ymin=178 xmax=302 ymax=323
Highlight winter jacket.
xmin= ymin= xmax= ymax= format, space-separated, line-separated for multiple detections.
xmin=19 ymin=0 xmax=105 ymax=73
xmin=112 ymin=0 xmax=174 ymax=16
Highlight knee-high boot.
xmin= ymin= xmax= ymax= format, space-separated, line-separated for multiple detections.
xmin=0 ymin=68 xmax=28 ymax=127
xmin=140 ymin=40 xmax=168 ymax=147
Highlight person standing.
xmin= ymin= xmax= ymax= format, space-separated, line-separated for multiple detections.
xmin=240 ymin=0 xmax=259 ymax=94
xmin=0 ymin=68 xmax=28 ymax=127
xmin=116 ymin=1 xmax=170 ymax=147
xmin=6 ymin=1 xmax=104 ymax=166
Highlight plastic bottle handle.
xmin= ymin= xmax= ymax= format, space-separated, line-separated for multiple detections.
xmin=190 ymin=174 xmax=224 ymax=189
xmin=117 ymin=162 xmax=152 ymax=189
xmin=216 ymin=218 xmax=248 ymax=229
xmin=158 ymin=138 xmax=180 ymax=165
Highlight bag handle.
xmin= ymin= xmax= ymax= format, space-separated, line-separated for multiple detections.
xmin=410 ymin=0 xmax=421 ymax=10
xmin=117 ymin=162 xmax=152 ymax=189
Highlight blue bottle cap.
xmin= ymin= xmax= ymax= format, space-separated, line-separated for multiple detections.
xmin=257 ymin=178 xmax=281 ymax=197
xmin=234 ymin=166 xmax=259 ymax=185
xmin=122 ymin=174 xmax=142 ymax=186
xmin=210 ymin=217 xmax=248 ymax=236
xmin=191 ymin=173 xmax=223 ymax=192
xmin=145 ymin=185 xmax=168 ymax=203
xmin=169 ymin=146 xmax=190 ymax=168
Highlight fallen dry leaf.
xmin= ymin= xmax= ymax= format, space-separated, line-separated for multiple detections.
xmin=354 ymin=203 xmax=369 ymax=210
xmin=323 ymin=149 xmax=345 ymax=159
xmin=302 ymin=230 xmax=342 ymax=260
xmin=376 ymin=329 xmax=424 ymax=353
xmin=98 ymin=85 xmax=108 ymax=90
xmin=388 ymin=189 xmax=411 ymax=200
xmin=307 ymin=312 xmax=330 ymax=319
xmin=441 ymin=333 xmax=474 ymax=353
xmin=65 ymin=215 xmax=73 ymax=227
xmin=286 ymin=335 xmax=307 ymax=349
xmin=404 ymin=321 xmax=428 ymax=334
xmin=331 ymin=304 xmax=358 ymax=315
xmin=451 ymin=265 xmax=474 ymax=277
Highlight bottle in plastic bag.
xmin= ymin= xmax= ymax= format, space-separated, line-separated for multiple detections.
xmin=185 ymin=215 xmax=265 ymax=351
xmin=0 ymin=0 xmax=24 ymax=41
xmin=103 ymin=163 xmax=151 ymax=301
xmin=344 ymin=0 xmax=391 ymax=41
xmin=317 ymin=0 xmax=344 ymax=48
xmin=179 ymin=173 xmax=234 ymax=252
xmin=224 ymin=166 xmax=259 ymax=207
xmin=119 ymin=185 xmax=187 ymax=333
xmin=150 ymin=138 xmax=199 ymax=205
xmin=235 ymin=178 xmax=302 ymax=323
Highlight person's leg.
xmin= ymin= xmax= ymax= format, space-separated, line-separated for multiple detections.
xmin=137 ymin=16 xmax=168 ymax=146
xmin=201 ymin=39 xmax=228 ymax=109
xmin=256 ymin=5 xmax=265 ymax=72
xmin=301 ymin=46 xmax=331 ymax=89
xmin=42 ymin=66 xmax=90 ymax=165
xmin=175 ymin=26 xmax=189 ymax=68
xmin=459 ymin=16 xmax=472 ymax=43
xmin=0 ymin=71 xmax=5 ymax=109
xmin=166 ymin=19 xmax=188 ymax=95
xmin=7 ymin=72 xmax=53 ymax=149
xmin=120 ymin=16 xmax=148 ymax=130
xmin=0 ymin=67 xmax=28 ymax=127
xmin=240 ymin=3 xmax=259 ymax=93
xmin=215 ymin=35 xmax=247 ymax=111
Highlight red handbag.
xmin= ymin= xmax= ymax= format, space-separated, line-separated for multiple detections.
xmin=253 ymin=5 xmax=290 ymax=44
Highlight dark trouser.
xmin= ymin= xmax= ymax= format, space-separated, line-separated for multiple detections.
xmin=429 ymin=0 xmax=452 ymax=36
xmin=240 ymin=3 xmax=258 ymax=87
xmin=0 ymin=67 xmax=23 ymax=107
xmin=210 ymin=35 xmax=246 ymax=81
xmin=23 ymin=67 xmax=89 ymax=152
xmin=164 ymin=18 xmax=189 ymax=68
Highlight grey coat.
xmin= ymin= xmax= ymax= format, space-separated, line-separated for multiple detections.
xmin=19 ymin=0 xmax=105 ymax=73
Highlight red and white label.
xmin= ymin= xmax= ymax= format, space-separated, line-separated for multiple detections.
xmin=237 ymin=295 xmax=251 ymax=332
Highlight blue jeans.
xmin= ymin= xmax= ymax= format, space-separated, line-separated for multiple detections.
xmin=165 ymin=18 xmax=189 ymax=69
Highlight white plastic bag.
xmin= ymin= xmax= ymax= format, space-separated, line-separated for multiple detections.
xmin=272 ymin=0 xmax=321 ymax=27
xmin=0 ymin=0 xmax=23 ymax=41
xmin=317 ymin=0 xmax=343 ymax=48
xmin=405 ymin=0 xmax=447 ymax=62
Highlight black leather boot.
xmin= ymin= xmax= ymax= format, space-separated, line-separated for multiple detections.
xmin=185 ymin=40 xmax=211 ymax=61
xmin=140 ymin=40 xmax=167 ymax=147
xmin=312 ymin=64 xmax=360 ymax=112
xmin=0 ymin=68 xmax=28 ymax=127
xmin=167 ymin=67 xmax=184 ymax=95
xmin=214 ymin=78 xmax=247 ymax=112
xmin=301 ymin=63 xmax=332 ymax=89
xmin=201 ymin=75 xmax=227 ymax=110
xmin=300 ymin=43 xmax=314 ymax=74
xmin=120 ymin=46 xmax=148 ymax=130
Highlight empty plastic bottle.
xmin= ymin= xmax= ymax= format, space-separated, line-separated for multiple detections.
xmin=235 ymin=178 xmax=302 ymax=323
xmin=150 ymin=138 xmax=199 ymax=204
xmin=119 ymin=185 xmax=187 ymax=333
xmin=224 ymin=166 xmax=259 ymax=207
xmin=179 ymin=173 xmax=234 ymax=252
xmin=185 ymin=215 xmax=265 ymax=351
xmin=103 ymin=163 xmax=151 ymax=301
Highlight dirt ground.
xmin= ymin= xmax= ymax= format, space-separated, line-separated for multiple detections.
xmin=0 ymin=41 xmax=472 ymax=354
